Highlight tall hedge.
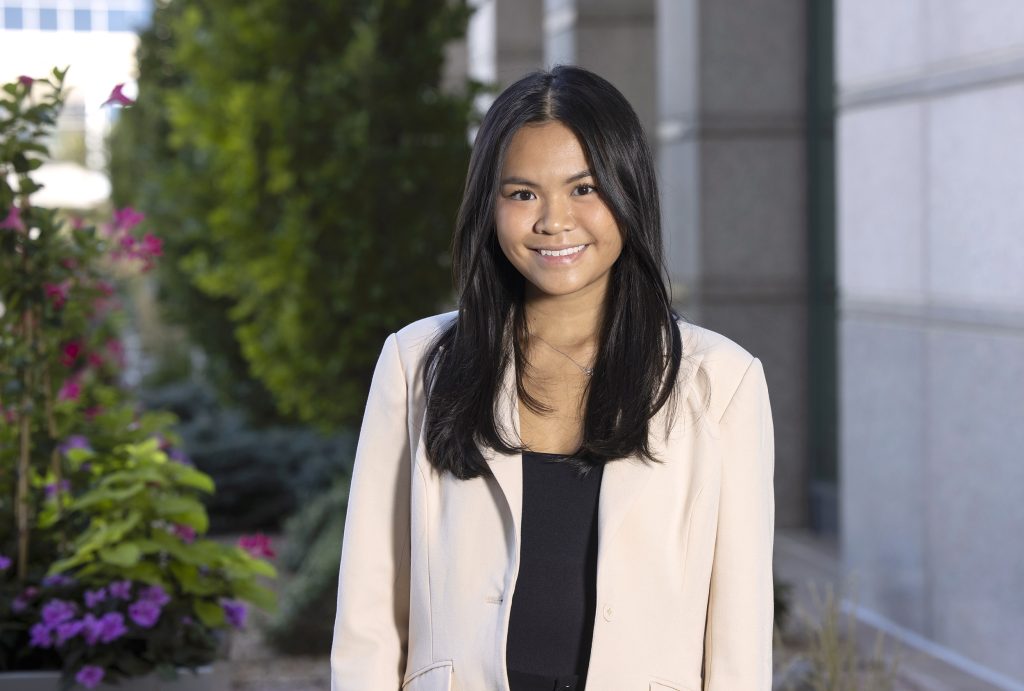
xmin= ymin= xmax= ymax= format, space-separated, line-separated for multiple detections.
xmin=111 ymin=0 xmax=481 ymax=429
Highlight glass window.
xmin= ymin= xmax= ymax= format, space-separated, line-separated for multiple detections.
xmin=73 ymin=8 xmax=91 ymax=31
xmin=39 ymin=7 xmax=58 ymax=30
xmin=107 ymin=9 xmax=129 ymax=31
xmin=3 ymin=7 xmax=24 ymax=30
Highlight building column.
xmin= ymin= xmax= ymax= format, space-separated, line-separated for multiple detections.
xmin=656 ymin=0 xmax=811 ymax=530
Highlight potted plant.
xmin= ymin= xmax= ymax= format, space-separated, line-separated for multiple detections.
xmin=0 ymin=69 xmax=278 ymax=689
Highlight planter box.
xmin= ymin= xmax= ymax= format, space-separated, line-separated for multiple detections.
xmin=0 ymin=663 xmax=229 ymax=691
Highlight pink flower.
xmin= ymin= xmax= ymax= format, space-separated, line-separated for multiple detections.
xmin=61 ymin=340 xmax=83 ymax=367
xmin=70 ymin=216 xmax=86 ymax=230
xmin=101 ymin=83 xmax=134 ymax=107
xmin=95 ymin=280 xmax=115 ymax=297
xmin=57 ymin=376 xmax=81 ymax=402
xmin=44 ymin=280 xmax=72 ymax=310
xmin=104 ymin=339 xmax=125 ymax=367
xmin=83 ymin=405 xmax=104 ymax=420
xmin=87 ymin=352 xmax=104 ymax=368
xmin=237 ymin=532 xmax=276 ymax=559
xmin=0 ymin=206 xmax=25 ymax=232
xmin=18 ymin=75 xmax=34 ymax=87
xmin=112 ymin=206 xmax=144 ymax=231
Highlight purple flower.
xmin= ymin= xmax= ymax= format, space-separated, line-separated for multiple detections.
xmin=167 ymin=448 xmax=193 ymax=466
xmin=75 ymin=665 xmax=105 ymax=689
xmin=220 ymin=598 xmax=247 ymax=629
xmin=108 ymin=579 xmax=132 ymax=600
xmin=97 ymin=611 xmax=127 ymax=643
xmin=12 ymin=586 xmax=39 ymax=613
xmin=43 ymin=479 xmax=72 ymax=499
xmin=128 ymin=599 xmax=161 ymax=628
xmin=29 ymin=622 xmax=53 ymax=648
xmin=58 ymin=434 xmax=92 ymax=455
xmin=0 ymin=554 xmax=11 ymax=570
xmin=42 ymin=573 xmax=75 ymax=588
xmin=41 ymin=599 xmax=77 ymax=626
xmin=85 ymin=587 xmax=107 ymax=609
xmin=80 ymin=613 xmax=101 ymax=645
xmin=139 ymin=584 xmax=170 ymax=607
xmin=55 ymin=619 xmax=84 ymax=645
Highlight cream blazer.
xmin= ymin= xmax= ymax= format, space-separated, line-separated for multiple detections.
xmin=330 ymin=310 xmax=775 ymax=691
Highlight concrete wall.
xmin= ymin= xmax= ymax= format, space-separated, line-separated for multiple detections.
xmin=836 ymin=1 xmax=1024 ymax=684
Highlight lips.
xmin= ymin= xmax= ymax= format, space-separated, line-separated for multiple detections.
xmin=532 ymin=243 xmax=589 ymax=264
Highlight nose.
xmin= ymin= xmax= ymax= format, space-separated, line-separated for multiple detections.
xmin=535 ymin=196 xmax=575 ymax=234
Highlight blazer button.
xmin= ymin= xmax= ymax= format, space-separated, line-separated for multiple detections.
xmin=602 ymin=604 xmax=614 ymax=621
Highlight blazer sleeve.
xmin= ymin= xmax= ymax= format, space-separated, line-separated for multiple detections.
xmin=330 ymin=332 xmax=412 ymax=690
xmin=703 ymin=356 xmax=776 ymax=690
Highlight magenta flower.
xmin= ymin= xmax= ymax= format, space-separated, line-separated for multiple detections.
xmin=18 ymin=75 xmax=34 ymax=86
xmin=29 ymin=622 xmax=53 ymax=648
xmin=102 ymin=83 xmax=135 ymax=107
xmin=128 ymin=599 xmax=161 ymax=628
xmin=61 ymin=340 xmax=83 ymax=367
xmin=44 ymin=279 xmax=72 ymax=310
xmin=237 ymin=532 xmax=276 ymax=559
xmin=84 ymin=587 xmax=107 ymax=609
xmin=111 ymin=206 xmax=144 ymax=231
xmin=0 ymin=554 xmax=11 ymax=571
xmin=75 ymin=665 xmax=105 ymax=689
xmin=220 ymin=598 xmax=247 ymax=629
xmin=41 ymin=599 xmax=77 ymax=626
xmin=55 ymin=619 xmax=84 ymax=645
xmin=58 ymin=376 xmax=81 ymax=402
xmin=0 ymin=206 xmax=25 ymax=231
xmin=108 ymin=579 xmax=132 ymax=600
xmin=171 ymin=523 xmax=196 ymax=543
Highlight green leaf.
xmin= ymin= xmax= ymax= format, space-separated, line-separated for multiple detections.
xmin=193 ymin=599 xmax=225 ymax=628
xmin=99 ymin=543 xmax=141 ymax=567
xmin=230 ymin=578 xmax=277 ymax=611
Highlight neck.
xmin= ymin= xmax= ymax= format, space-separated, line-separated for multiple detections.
xmin=523 ymin=282 xmax=605 ymax=349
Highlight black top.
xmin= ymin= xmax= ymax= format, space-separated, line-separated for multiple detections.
xmin=505 ymin=450 xmax=604 ymax=688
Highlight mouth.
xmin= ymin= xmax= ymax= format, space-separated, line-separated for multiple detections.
xmin=532 ymin=244 xmax=589 ymax=265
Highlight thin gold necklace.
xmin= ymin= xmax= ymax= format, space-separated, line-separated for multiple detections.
xmin=529 ymin=332 xmax=595 ymax=376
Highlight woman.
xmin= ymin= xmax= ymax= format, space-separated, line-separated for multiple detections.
xmin=330 ymin=65 xmax=775 ymax=691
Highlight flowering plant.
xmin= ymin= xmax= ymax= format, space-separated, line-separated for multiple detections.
xmin=1 ymin=70 xmax=277 ymax=688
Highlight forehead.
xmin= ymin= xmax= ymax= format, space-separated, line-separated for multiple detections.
xmin=501 ymin=121 xmax=588 ymax=173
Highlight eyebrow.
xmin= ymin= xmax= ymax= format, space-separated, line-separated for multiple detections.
xmin=499 ymin=170 xmax=593 ymax=186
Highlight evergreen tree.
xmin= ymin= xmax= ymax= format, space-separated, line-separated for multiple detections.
xmin=111 ymin=0 xmax=482 ymax=429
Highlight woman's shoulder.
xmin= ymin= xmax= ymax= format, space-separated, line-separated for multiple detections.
xmin=386 ymin=310 xmax=458 ymax=375
xmin=675 ymin=318 xmax=762 ymax=425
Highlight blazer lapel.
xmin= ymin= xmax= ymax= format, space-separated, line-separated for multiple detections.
xmin=479 ymin=345 xmax=661 ymax=575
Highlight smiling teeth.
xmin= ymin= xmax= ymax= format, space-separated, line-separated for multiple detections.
xmin=539 ymin=245 xmax=586 ymax=257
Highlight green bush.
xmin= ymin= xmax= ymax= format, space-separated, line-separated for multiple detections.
xmin=110 ymin=0 xmax=485 ymax=430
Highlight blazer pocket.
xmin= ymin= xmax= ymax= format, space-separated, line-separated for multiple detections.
xmin=401 ymin=660 xmax=454 ymax=691
xmin=649 ymin=676 xmax=696 ymax=691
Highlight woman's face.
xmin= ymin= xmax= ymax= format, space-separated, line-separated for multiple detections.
xmin=495 ymin=120 xmax=623 ymax=302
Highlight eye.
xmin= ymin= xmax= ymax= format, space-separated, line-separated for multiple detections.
xmin=573 ymin=183 xmax=598 ymax=196
xmin=508 ymin=188 xmax=535 ymax=201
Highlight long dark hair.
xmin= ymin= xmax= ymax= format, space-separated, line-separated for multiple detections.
xmin=422 ymin=64 xmax=698 ymax=480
